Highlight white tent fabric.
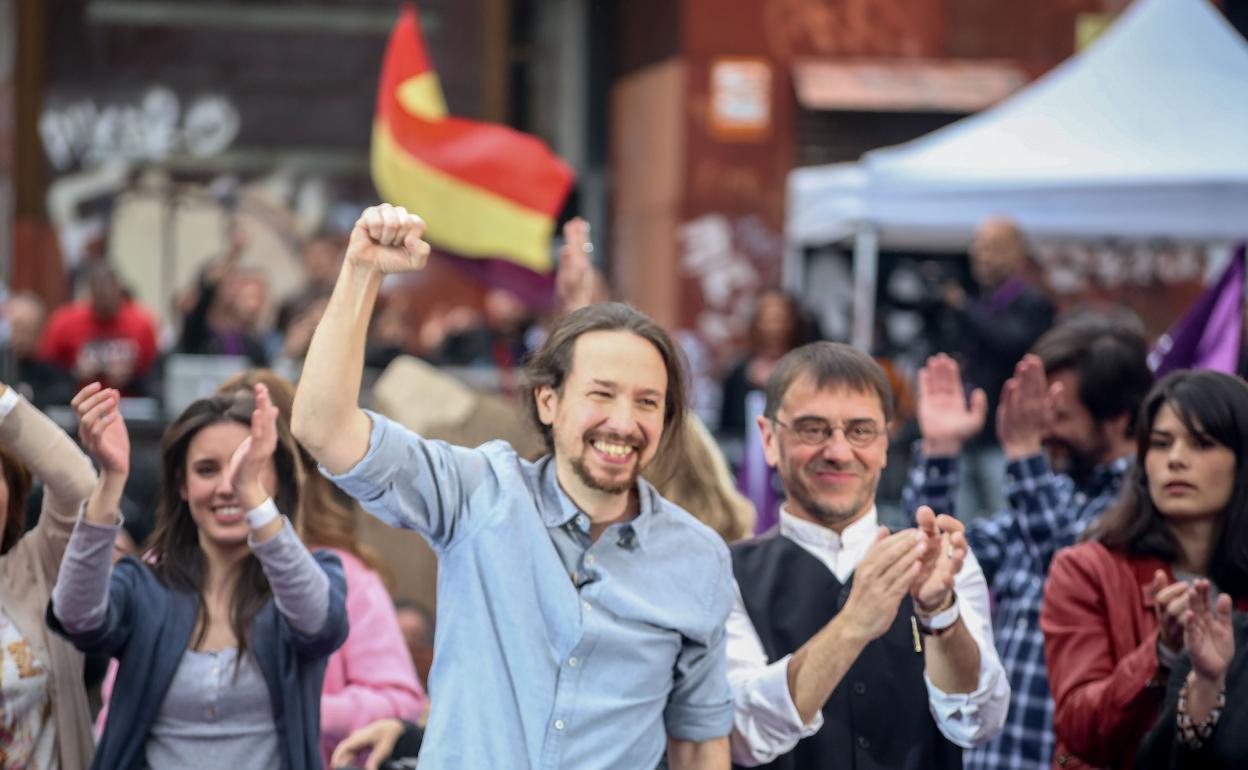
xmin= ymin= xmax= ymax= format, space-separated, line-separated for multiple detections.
xmin=786 ymin=0 xmax=1248 ymax=346
xmin=788 ymin=0 xmax=1248 ymax=247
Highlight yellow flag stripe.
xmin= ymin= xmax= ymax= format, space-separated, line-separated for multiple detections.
xmin=371 ymin=121 xmax=555 ymax=273
xmin=396 ymin=73 xmax=448 ymax=121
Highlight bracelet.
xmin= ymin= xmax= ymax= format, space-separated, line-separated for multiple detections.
xmin=915 ymin=594 xmax=959 ymax=636
xmin=244 ymin=497 xmax=280 ymax=530
xmin=1176 ymin=672 xmax=1225 ymax=750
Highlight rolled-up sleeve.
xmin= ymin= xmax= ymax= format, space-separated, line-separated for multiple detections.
xmin=321 ymin=409 xmax=496 ymax=551
xmin=924 ymin=550 xmax=1011 ymax=748
xmin=727 ymin=583 xmax=822 ymax=766
xmin=665 ymin=551 xmax=735 ymax=742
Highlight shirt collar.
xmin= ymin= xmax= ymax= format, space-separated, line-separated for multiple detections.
xmin=537 ymin=456 xmax=653 ymax=549
xmin=779 ymin=505 xmax=879 ymax=554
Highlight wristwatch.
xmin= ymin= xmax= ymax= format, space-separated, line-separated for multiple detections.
xmin=915 ymin=593 xmax=960 ymax=637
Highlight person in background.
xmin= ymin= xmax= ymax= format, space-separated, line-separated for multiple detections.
xmin=1041 ymin=370 xmax=1248 ymax=770
xmin=0 ymin=381 xmax=96 ymax=769
xmin=646 ymin=413 xmax=757 ymax=543
xmin=38 ymin=262 xmax=159 ymax=396
xmin=6 ymin=291 xmax=75 ymax=406
xmin=50 ymin=382 xmax=348 ymax=769
xmin=939 ymin=216 xmax=1054 ymax=521
xmin=903 ymin=318 xmax=1151 ymax=770
xmin=277 ymin=237 xmax=345 ymax=335
xmin=178 ymin=235 xmax=271 ymax=366
xmin=718 ymin=289 xmax=813 ymax=441
xmin=218 ymin=369 xmax=427 ymax=768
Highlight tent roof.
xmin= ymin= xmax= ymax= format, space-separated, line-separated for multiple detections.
xmin=788 ymin=0 xmax=1248 ymax=244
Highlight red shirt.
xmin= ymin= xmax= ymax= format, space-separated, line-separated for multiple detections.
xmin=37 ymin=300 xmax=158 ymax=394
xmin=1042 ymin=541 xmax=1170 ymax=769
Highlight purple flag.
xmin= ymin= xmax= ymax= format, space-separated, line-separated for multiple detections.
xmin=1149 ymin=244 xmax=1245 ymax=377
xmin=738 ymin=390 xmax=781 ymax=533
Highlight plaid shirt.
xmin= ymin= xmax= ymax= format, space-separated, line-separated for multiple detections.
xmin=902 ymin=446 xmax=1131 ymax=770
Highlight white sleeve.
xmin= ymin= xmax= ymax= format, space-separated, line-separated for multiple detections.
xmin=728 ymin=579 xmax=823 ymax=766
xmin=923 ymin=549 xmax=1011 ymax=748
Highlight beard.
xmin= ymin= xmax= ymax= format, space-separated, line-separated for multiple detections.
xmin=778 ymin=446 xmax=876 ymax=527
xmin=570 ymin=430 xmax=647 ymax=495
xmin=1045 ymin=430 xmax=1110 ymax=484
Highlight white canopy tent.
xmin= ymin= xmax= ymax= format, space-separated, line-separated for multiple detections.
xmin=786 ymin=0 xmax=1248 ymax=348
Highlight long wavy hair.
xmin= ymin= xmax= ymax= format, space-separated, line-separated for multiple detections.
xmin=217 ymin=370 xmax=393 ymax=588
xmin=0 ymin=444 xmax=33 ymax=555
xmin=146 ymin=391 xmax=303 ymax=655
xmin=1086 ymin=370 xmax=1248 ymax=598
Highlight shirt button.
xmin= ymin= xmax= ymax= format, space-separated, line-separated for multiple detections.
xmin=582 ymin=601 xmax=592 ymax=612
xmin=857 ymin=735 xmax=870 ymax=750
xmin=554 ymin=719 xmax=566 ymax=731
xmin=585 ymin=554 xmax=596 ymax=566
xmin=853 ymin=682 xmax=866 ymax=695
xmin=568 ymin=657 xmax=579 ymax=668
xmin=576 ymin=515 xmax=588 ymax=528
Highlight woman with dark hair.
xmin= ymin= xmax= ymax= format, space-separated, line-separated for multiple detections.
xmin=718 ymin=289 xmax=813 ymax=440
xmin=1041 ymin=370 xmax=1248 ymax=770
xmin=0 ymin=382 xmax=96 ymax=768
xmin=217 ymin=369 xmax=426 ymax=766
xmin=49 ymin=382 xmax=348 ymax=770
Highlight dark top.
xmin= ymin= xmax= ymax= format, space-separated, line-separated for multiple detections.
xmin=944 ymin=278 xmax=1054 ymax=447
xmin=178 ymin=271 xmax=270 ymax=366
xmin=731 ymin=529 xmax=961 ymax=770
xmin=1136 ymin=615 xmax=1248 ymax=770
xmin=47 ymin=551 xmax=349 ymax=770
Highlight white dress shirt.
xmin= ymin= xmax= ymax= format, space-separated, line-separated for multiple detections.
xmin=728 ymin=507 xmax=1010 ymax=766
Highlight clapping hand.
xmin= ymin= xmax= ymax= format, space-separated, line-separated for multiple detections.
xmin=556 ymin=217 xmax=595 ymax=313
xmin=839 ymin=528 xmax=926 ymax=644
xmin=911 ymin=505 xmax=967 ymax=613
xmin=225 ymin=383 xmax=280 ymax=511
xmin=916 ymin=354 xmax=986 ymax=457
xmin=996 ymin=354 xmax=1048 ymax=460
xmin=72 ymin=382 xmax=131 ymax=477
xmin=1183 ymin=579 xmax=1235 ymax=686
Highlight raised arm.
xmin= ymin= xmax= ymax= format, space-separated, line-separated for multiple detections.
xmin=0 ymin=384 xmax=95 ymax=544
xmin=292 ymin=204 xmax=430 ymax=474
xmin=232 ymin=384 xmax=345 ymax=652
xmin=51 ymin=383 xmax=131 ymax=636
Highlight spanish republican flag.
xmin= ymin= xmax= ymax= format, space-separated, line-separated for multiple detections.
xmin=372 ymin=4 xmax=574 ymax=274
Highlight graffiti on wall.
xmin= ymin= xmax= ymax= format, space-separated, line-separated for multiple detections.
xmin=1032 ymin=240 xmax=1207 ymax=295
xmin=39 ymin=86 xmax=240 ymax=172
xmin=679 ymin=212 xmax=783 ymax=354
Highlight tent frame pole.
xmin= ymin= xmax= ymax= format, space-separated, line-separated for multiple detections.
xmin=851 ymin=223 xmax=878 ymax=351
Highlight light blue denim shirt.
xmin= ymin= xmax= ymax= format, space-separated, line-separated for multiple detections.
xmin=324 ymin=411 xmax=734 ymax=770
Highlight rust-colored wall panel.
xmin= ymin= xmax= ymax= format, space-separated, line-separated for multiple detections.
xmin=611 ymin=60 xmax=685 ymax=328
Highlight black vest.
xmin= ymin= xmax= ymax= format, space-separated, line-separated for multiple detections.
xmin=731 ymin=529 xmax=963 ymax=770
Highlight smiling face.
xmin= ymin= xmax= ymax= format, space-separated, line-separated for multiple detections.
xmin=536 ymin=330 xmax=668 ymax=499
xmin=760 ymin=376 xmax=889 ymax=531
xmin=1145 ymin=403 xmax=1236 ymax=521
xmin=180 ymin=421 xmax=278 ymax=549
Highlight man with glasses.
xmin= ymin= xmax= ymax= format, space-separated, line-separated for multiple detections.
xmin=728 ymin=342 xmax=1009 ymax=769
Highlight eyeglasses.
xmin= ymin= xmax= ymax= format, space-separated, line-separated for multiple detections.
xmin=771 ymin=418 xmax=882 ymax=448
